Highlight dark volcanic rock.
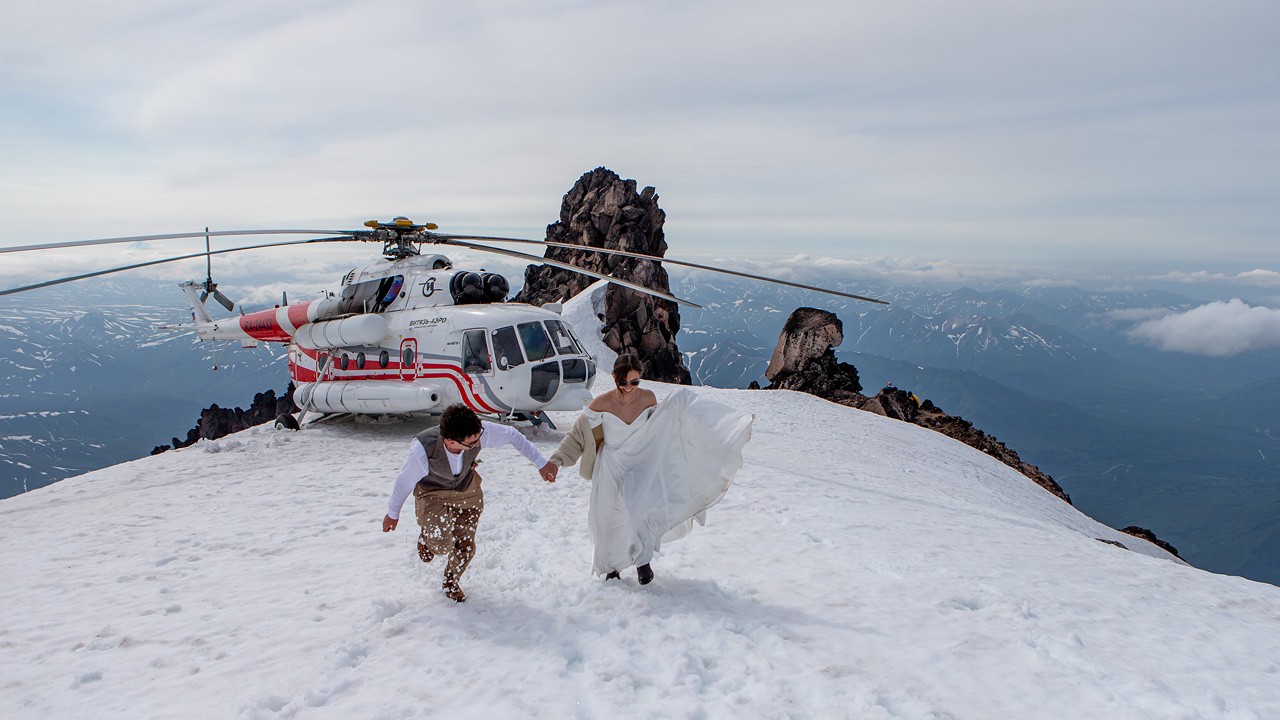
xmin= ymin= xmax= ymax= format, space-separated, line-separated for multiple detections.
xmin=1120 ymin=526 xmax=1182 ymax=558
xmin=152 ymin=384 xmax=299 ymax=454
xmin=759 ymin=307 xmax=1071 ymax=504
xmin=764 ymin=308 xmax=862 ymax=399
xmin=512 ymin=167 xmax=691 ymax=384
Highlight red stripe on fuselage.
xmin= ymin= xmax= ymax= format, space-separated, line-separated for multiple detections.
xmin=288 ymin=302 xmax=312 ymax=329
xmin=239 ymin=308 xmax=290 ymax=342
xmin=287 ymin=353 xmax=504 ymax=414
xmin=420 ymin=362 xmax=502 ymax=414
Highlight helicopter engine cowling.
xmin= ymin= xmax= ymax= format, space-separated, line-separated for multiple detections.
xmin=450 ymin=271 xmax=509 ymax=304
xmin=292 ymin=314 xmax=388 ymax=350
xmin=293 ymin=380 xmax=444 ymax=414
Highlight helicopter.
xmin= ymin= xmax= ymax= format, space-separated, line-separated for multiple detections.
xmin=0 ymin=218 xmax=887 ymax=428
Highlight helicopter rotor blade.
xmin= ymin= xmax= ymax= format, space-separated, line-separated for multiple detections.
xmin=0 ymin=228 xmax=355 ymax=255
xmin=443 ymin=239 xmax=701 ymax=309
xmin=431 ymin=233 xmax=888 ymax=305
xmin=213 ymin=289 xmax=236 ymax=312
xmin=0 ymin=236 xmax=350 ymax=298
xmin=204 ymin=228 xmax=214 ymax=284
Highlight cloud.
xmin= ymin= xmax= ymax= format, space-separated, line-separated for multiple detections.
xmin=0 ymin=1 xmax=1277 ymax=267
xmin=1023 ymin=278 xmax=1081 ymax=289
xmin=670 ymin=253 xmax=1032 ymax=290
xmin=1144 ymin=269 xmax=1280 ymax=287
xmin=1127 ymin=299 xmax=1280 ymax=356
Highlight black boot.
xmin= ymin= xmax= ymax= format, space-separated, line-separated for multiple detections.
xmin=637 ymin=563 xmax=654 ymax=585
xmin=605 ymin=571 xmax=620 ymax=580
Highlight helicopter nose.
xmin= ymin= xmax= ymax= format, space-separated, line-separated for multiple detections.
xmin=543 ymin=385 xmax=593 ymax=411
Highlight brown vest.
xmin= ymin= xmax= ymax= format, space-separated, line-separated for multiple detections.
xmin=413 ymin=427 xmax=482 ymax=493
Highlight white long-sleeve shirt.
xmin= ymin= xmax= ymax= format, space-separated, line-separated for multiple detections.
xmin=386 ymin=421 xmax=549 ymax=520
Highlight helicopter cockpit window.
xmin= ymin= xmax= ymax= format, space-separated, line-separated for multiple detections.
xmin=517 ymin=322 xmax=556 ymax=362
xmin=544 ymin=320 xmax=584 ymax=356
xmin=338 ymin=275 xmax=405 ymax=314
xmin=491 ymin=326 xmax=525 ymax=371
xmin=561 ymin=358 xmax=588 ymax=383
xmin=462 ymin=329 xmax=492 ymax=374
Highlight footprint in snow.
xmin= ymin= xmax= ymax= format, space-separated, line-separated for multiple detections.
xmin=370 ymin=599 xmax=406 ymax=624
xmin=70 ymin=671 xmax=102 ymax=689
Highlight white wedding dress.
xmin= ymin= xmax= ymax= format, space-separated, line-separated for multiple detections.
xmin=584 ymin=389 xmax=753 ymax=575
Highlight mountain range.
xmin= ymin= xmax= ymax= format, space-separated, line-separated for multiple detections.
xmin=2 ymin=272 xmax=1277 ymax=586
xmin=672 ymin=271 xmax=1280 ymax=585
xmin=0 ymin=281 xmax=283 ymax=496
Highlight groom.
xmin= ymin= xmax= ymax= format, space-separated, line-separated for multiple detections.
xmin=382 ymin=404 xmax=558 ymax=602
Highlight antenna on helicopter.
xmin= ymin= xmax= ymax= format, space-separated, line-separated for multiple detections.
xmin=199 ymin=227 xmax=236 ymax=312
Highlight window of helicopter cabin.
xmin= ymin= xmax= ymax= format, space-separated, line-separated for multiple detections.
xmin=462 ymin=329 xmax=492 ymax=374
xmin=401 ymin=346 xmax=415 ymax=369
xmin=356 ymin=352 xmax=366 ymax=370
xmin=544 ymin=320 xmax=584 ymax=355
xmin=340 ymin=354 xmax=350 ymax=370
xmin=491 ymin=326 xmax=525 ymax=370
xmin=561 ymin=358 xmax=588 ymax=383
xmin=517 ymin=321 xmax=556 ymax=362
xmin=338 ymin=275 xmax=405 ymax=314
xmin=379 ymin=350 xmax=390 ymax=369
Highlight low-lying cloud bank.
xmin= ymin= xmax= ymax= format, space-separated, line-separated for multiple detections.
xmin=1145 ymin=269 xmax=1280 ymax=287
xmin=1128 ymin=299 xmax=1280 ymax=357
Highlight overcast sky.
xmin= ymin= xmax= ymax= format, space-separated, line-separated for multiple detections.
xmin=2 ymin=0 xmax=1279 ymax=346
xmin=2 ymin=2 xmax=1276 ymax=255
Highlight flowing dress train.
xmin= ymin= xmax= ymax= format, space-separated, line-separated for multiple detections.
xmin=585 ymin=389 xmax=753 ymax=575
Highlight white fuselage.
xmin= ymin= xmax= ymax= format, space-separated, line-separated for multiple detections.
xmin=181 ymin=254 xmax=598 ymax=417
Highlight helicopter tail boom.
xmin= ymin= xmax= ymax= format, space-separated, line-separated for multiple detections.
xmin=180 ymin=281 xmax=347 ymax=343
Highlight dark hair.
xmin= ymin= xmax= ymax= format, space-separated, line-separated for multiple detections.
xmin=612 ymin=353 xmax=643 ymax=386
xmin=439 ymin=404 xmax=482 ymax=441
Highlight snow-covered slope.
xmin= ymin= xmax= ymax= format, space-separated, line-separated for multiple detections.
xmin=558 ymin=278 xmax=617 ymax=373
xmin=2 ymin=383 xmax=1278 ymax=719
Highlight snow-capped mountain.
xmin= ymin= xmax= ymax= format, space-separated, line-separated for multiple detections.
xmin=3 ymin=380 xmax=1278 ymax=719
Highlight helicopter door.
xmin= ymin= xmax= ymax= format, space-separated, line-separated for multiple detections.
xmin=461 ymin=329 xmax=492 ymax=375
xmin=399 ymin=339 xmax=418 ymax=381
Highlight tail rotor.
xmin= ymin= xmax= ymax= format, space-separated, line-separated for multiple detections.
xmin=199 ymin=227 xmax=236 ymax=311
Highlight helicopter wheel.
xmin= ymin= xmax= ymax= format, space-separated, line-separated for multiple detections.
xmin=274 ymin=412 xmax=301 ymax=431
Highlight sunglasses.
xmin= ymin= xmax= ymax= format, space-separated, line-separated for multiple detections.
xmin=451 ymin=429 xmax=483 ymax=449
xmin=617 ymin=379 xmax=641 ymax=387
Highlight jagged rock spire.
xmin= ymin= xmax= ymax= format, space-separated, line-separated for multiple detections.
xmin=513 ymin=167 xmax=690 ymax=384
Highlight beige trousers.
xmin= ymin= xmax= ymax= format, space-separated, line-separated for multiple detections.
xmin=416 ymin=493 xmax=484 ymax=585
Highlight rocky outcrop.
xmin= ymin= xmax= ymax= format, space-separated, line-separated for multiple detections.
xmin=764 ymin=308 xmax=862 ymax=399
xmin=512 ymin=167 xmax=691 ymax=384
xmin=1120 ymin=526 xmax=1181 ymax=559
xmin=756 ymin=307 xmax=1070 ymax=504
xmin=152 ymin=385 xmax=298 ymax=454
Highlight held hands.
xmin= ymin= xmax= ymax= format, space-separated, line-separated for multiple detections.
xmin=382 ymin=514 xmax=398 ymax=532
xmin=539 ymin=462 xmax=559 ymax=483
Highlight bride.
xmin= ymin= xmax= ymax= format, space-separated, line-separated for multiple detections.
xmin=550 ymin=354 xmax=753 ymax=584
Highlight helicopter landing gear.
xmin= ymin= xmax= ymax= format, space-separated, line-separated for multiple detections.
xmin=274 ymin=412 xmax=300 ymax=431
xmin=527 ymin=411 xmax=557 ymax=430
